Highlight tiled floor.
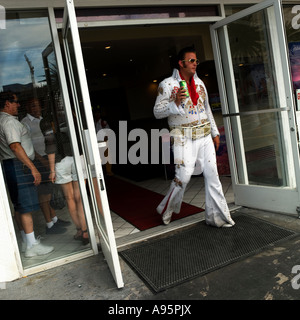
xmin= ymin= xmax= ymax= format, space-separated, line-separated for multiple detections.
xmin=112 ymin=175 xmax=234 ymax=238
xmin=16 ymin=174 xmax=235 ymax=269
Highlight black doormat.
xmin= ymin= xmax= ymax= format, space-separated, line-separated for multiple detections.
xmin=119 ymin=213 xmax=298 ymax=293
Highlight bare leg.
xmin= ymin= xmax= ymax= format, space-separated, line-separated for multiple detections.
xmin=61 ymin=182 xmax=81 ymax=228
xmin=19 ymin=212 xmax=34 ymax=234
xmin=39 ymin=193 xmax=54 ymax=223
xmin=72 ymin=181 xmax=88 ymax=241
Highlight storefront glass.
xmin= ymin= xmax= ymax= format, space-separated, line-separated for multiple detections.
xmin=218 ymin=8 xmax=288 ymax=186
xmin=0 ymin=10 xmax=92 ymax=270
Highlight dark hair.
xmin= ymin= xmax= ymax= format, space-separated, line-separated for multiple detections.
xmin=0 ymin=91 xmax=15 ymax=110
xmin=177 ymin=46 xmax=196 ymax=68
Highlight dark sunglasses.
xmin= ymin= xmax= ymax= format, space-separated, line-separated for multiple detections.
xmin=9 ymin=99 xmax=19 ymax=104
xmin=181 ymin=58 xmax=200 ymax=65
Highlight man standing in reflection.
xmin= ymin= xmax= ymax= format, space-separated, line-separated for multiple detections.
xmin=153 ymin=46 xmax=235 ymax=227
xmin=0 ymin=91 xmax=54 ymax=257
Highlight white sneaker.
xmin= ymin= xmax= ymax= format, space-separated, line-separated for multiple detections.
xmin=162 ymin=210 xmax=173 ymax=225
xmin=25 ymin=238 xmax=54 ymax=258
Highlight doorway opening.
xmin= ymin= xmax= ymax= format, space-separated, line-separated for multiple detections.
xmin=75 ymin=23 xmax=232 ymax=242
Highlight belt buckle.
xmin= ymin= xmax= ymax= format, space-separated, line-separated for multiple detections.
xmin=183 ymin=127 xmax=192 ymax=139
xmin=193 ymin=127 xmax=203 ymax=140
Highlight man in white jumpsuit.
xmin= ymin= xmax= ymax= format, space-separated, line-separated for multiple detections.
xmin=153 ymin=47 xmax=235 ymax=227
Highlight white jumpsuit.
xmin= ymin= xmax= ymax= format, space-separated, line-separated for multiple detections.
xmin=153 ymin=69 xmax=235 ymax=227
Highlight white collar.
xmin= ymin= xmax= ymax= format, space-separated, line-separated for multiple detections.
xmin=172 ymin=68 xmax=199 ymax=82
xmin=26 ymin=113 xmax=42 ymax=121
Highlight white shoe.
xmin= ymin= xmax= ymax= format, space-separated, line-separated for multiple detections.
xmin=25 ymin=238 xmax=54 ymax=258
xmin=222 ymin=223 xmax=234 ymax=228
xmin=162 ymin=210 xmax=173 ymax=225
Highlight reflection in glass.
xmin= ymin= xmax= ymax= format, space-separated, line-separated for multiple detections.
xmin=239 ymin=113 xmax=285 ymax=186
xmin=225 ymin=9 xmax=287 ymax=186
xmin=63 ymin=28 xmax=108 ymax=240
xmin=0 ymin=11 xmax=92 ymax=270
xmin=54 ymin=6 xmax=220 ymax=23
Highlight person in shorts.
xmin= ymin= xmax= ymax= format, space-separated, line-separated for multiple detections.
xmin=42 ymin=118 xmax=91 ymax=245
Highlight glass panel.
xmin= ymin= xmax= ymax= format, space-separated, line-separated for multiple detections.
xmin=227 ymin=10 xmax=277 ymax=113
xmin=224 ymin=4 xmax=254 ymax=17
xmin=240 ymin=112 xmax=285 ymax=186
xmin=220 ymin=8 xmax=287 ymax=186
xmin=63 ymin=26 xmax=108 ymax=239
xmin=0 ymin=10 xmax=91 ymax=270
xmin=55 ymin=6 xmax=220 ymax=23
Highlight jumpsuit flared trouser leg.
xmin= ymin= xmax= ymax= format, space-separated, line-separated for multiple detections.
xmin=157 ymin=135 xmax=235 ymax=227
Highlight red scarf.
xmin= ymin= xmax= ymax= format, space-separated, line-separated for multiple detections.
xmin=180 ymin=72 xmax=199 ymax=106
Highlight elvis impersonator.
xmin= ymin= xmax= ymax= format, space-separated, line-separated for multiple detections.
xmin=153 ymin=46 xmax=235 ymax=227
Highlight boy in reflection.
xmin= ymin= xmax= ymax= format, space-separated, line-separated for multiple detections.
xmin=0 ymin=91 xmax=54 ymax=257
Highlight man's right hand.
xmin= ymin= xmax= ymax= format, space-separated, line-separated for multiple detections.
xmin=175 ymin=87 xmax=188 ymax=106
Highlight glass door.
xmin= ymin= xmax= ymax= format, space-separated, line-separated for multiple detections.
xmin=210 ymin=0 xmax=300 ymax=215
xmin=49 ymin=0 xmax=123 ymax=288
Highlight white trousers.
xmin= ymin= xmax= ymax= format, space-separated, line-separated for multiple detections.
xmin=157 ymin=135 xmax=235 ymax=227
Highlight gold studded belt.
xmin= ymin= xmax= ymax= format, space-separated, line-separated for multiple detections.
xmin=170 ymin=122 xmax=211 ymax=140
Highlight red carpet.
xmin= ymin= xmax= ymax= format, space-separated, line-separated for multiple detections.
xmin=105 ymin=177 xmax=203 ymax=231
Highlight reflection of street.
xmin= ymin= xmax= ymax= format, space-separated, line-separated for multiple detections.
xmin=234 ymin=61 xmax=285 ymax=187
xmin=235 ymin=63 xmax=272 ymax=110
xmin=241 ymin=111 xmax=284 ymax=186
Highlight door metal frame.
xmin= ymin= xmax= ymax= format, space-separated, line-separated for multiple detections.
xmin=49 ymin=2 xmax=124 ymax=288
xmin=210 ymin=0 xmax=300 ymax=215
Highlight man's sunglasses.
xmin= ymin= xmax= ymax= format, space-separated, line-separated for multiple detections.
xmin=181 ymin=59 xmax=200 ymax=65
xmin=9 ymin=99 xmax=19 ymax=104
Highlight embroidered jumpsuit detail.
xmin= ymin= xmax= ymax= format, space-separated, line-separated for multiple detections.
xmin=153 ymin=69 xmax=235 ymax=227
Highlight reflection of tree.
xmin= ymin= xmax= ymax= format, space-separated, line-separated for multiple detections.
xmin=226 ymin=15 xmax=264 ymax=110
xmin=42 ymin=44 xmax=63 ymax=125
xmin=41 ymin=43 xmax=70 ymax=159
